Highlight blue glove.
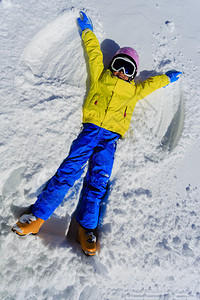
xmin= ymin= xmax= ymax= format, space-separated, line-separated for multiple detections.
xmin=77 ymin=11 xmax=93 ymax=35
xmin=165 ymin=70 xmax=182 ymax=83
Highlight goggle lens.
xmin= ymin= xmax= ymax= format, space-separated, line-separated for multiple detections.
xmin=111 ymin=57 xmax=137 ymax=77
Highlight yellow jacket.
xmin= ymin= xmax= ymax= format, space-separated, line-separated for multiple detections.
xmin=82 ymin=30 xmax=170 ymax=137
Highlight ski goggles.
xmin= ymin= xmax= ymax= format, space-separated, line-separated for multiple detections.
xmin=111 ymin=56 xmax=137 ymax=77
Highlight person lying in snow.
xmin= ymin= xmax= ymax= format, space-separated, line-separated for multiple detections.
xmin=12 ymin=11 xmax=181 ymax=256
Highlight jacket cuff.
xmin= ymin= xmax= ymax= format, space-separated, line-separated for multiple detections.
xmin=82 ymin=29 xmax=92 ymax=39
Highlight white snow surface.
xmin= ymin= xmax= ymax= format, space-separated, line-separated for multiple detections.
xmin=1 ymin=0 xmax=200 ymax=299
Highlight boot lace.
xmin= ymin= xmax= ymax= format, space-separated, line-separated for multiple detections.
xmin=85 ymin=231 xmax=96 ymax=243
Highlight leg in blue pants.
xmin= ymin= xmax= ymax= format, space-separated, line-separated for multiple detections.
xmin=76 ymin=136 xmax=117 ymax=229
xmin=31 ymin=123 xmax=119 ymax=228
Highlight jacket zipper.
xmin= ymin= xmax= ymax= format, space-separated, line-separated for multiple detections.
xmin=100 ymin=92 xmax=114 ymax=126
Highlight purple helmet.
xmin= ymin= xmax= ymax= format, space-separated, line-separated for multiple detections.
xmin=110 ymin=47 xmax=139 ymax=80
xmin=115 ymin=47 xmax=139 ymax=69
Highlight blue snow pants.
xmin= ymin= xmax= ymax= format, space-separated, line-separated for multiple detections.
xmin=31 ymin=123 xmax=120 ymax=229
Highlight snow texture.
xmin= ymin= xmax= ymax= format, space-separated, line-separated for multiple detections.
xmin=0 ymin=0 xmax=200 ymax=299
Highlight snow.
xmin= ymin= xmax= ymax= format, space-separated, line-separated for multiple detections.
xmin=0 ymin=0 xmax=200 ymax=299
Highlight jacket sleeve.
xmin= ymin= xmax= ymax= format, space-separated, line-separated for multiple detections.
xmin=82 ymin=30 xmax=104 ymax=82
xmin=135 ymin=74 xmax=170 ymax=100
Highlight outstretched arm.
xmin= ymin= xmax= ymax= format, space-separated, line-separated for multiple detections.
xmin=77 ymin=11 xmax=104 ymax=82
xmin=135 ymin=70 xmax=182 ymax=99
xmin=135 ymin=74 xmax=169 ymax=99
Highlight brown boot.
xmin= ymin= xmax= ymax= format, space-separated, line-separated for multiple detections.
xmin=12 ymin=213 xmax=44 ymax=236
xmin=77 ymin=225 xmax=96 ymax=256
